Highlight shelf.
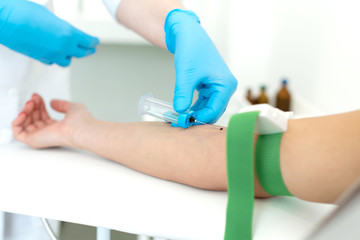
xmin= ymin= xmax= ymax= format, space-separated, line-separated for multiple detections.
xmin=53 ymin=0 xmax=149 ymax=45
xmin=72 ymin=19 xmax=150 ymax=45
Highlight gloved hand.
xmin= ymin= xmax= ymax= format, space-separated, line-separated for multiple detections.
xmin=165 ymin=9 xmax=238 ymax=124
xmin=0 ymin=0 xmax=99 ymax=67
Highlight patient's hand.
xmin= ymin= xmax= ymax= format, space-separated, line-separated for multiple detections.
xmin=12 ymin=93 xmax=93 ymax=149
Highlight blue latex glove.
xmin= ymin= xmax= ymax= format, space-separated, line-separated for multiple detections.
xmin=0 ymin=0 xmax=99 ymax=67
xmin=165 ymin=9 xmax=238 ymax=125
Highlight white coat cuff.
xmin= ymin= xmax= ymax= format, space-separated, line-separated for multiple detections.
xmin=102 ymin=0 xmax=122 ymax=18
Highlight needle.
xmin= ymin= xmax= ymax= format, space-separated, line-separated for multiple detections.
xmin=188 ymin=116 xmax=224 ymax=130
xmin=195 ymin=120 xmax=224 ymax=130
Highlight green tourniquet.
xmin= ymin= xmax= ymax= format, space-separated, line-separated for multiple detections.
xmin=255 ymin=134 xmax=292 ymax=196
xmin=225 ymin=111 xmax=259 ymax=240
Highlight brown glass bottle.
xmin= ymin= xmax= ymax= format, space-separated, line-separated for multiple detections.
xmin=257 ymin=85 xmax=268 ymax=104
xmin=276 ymin=79 xmax=291 ymax=111
xmin=246 ymin=88 xmax=254 ymax=104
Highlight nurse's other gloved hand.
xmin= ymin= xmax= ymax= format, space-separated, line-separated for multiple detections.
xmin=0 ymin=0 xmax=99 ymax=67
xmin=12 ymin=94 xmax=93 ymax=149
xmin=165 ymin=9 xmax=237 ymax=124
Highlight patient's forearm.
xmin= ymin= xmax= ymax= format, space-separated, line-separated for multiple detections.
xmin=116 ymin=0 xmax=185 ymax=49
xmin=69 ymin=111 xmax=360 ymax=203
xmin=70 ymin=120 xmax=270 ymax=197
xmin=71 ymin=121 xmax=229 ymax=190
xmin=13 ymin=95 xmax=360 ymax=203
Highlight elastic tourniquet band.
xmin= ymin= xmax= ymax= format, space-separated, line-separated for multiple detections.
xmin=255 ymin=134 xmax=292 ymax=196
xmin=225 ymin=112 xmax=292 ymax=240
xmin=225 ymin=112 xmax=259 ymax=240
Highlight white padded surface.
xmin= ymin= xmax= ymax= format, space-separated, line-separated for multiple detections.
xmin=0 ymin=142 xmax=336 ymax=239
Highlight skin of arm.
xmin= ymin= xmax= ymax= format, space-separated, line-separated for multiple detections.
xmin=115 ymin=0 xmax=185 ymax=49
xmin=12 ymin=94 xmax=360 ymax=203
xmin=281 ymin=111 xmax=360 ymax=203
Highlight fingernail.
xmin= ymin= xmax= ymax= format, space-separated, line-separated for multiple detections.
xmin=18 ymin=111 xmax=24 ymax=116
xmin=26 ymin=100 xmax=31 ymax=105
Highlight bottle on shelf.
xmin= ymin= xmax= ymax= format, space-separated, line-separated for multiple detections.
xmin=257 ymin=85 xmax=268 ymax=104
xmin=246 ymin=88 xmax=254 ymax=104
xmin=276 ymin=79 xmax=291 ymax=111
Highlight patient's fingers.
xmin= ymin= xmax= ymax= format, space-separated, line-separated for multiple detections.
xmin=31 ymin=94 xmax=49 ymax=128
xmin=23 ymin=101 xmax=36 ymax=132
xmin=23 ymin=100 xmax=35 ymax=127
xmin=12 ymin=112 xmax=27 ymax=142
xmin=33 ymin=120 xmax=45 ymax=129
xmin=12 ymin=112 xmax=26 ymax=132
xmin=31 ymin=94 xmax=42 ymax=122
xmin=41 ymin=102 xmax=54 ymax=124
xmin=32 ymin=93 xmax=51 ymax=121
xmin=41 ymin=104 xmax=51 ymax=122
xmin=25 ymin=124 xmax=37 ymax=133
xmin=51 ymin=100 xmax=72 ymax=113
xmin=13 ymin=111 xmax=26 ymax=126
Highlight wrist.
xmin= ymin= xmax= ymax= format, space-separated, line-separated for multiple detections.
xmin=164 ymin=9 xmax=200 ymax=53
xmin=63 ymin=117 xmax=98 ymax=149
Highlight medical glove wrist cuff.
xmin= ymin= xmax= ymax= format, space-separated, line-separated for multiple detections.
xmin=102 ymin=0 xmax=122 ymax=18
xmin=0 ymin=0 xmax=11 ymax=43
xmin=164 ymin=9 xmax=200 ymax=54
xmin=255 ymin=133 xmax=292 ymax=196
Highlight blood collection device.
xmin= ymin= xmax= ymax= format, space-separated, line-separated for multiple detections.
xmin=138 ymin=93 xmax=196 ymax=128
xmin=138 ymin=94 xmax=293 ymax=132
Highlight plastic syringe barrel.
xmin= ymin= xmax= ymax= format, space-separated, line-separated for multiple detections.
xmin=138 ymin=93 xmax=179 ymax=124
xmin=138 ymin=93 xmax=195 ymax=128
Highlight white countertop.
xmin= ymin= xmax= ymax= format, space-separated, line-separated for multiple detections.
xmin=0 ymin=142 xmax=336 ymax=240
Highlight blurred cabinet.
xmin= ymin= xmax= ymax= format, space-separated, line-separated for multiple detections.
xmin=52 ymin=0 xmax=148 ymax=44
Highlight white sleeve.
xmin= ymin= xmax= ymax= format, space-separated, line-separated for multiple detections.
xmin=102 ymin=0 xmax=123 ymax=18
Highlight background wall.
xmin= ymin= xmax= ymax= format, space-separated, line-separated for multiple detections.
xmin=62 ymin=0 xmax=360 ymax=122
xmin=228 ymin=0 xmax=360 ymax=115
xmin=70 ymin=44 xmax=175 ymax=122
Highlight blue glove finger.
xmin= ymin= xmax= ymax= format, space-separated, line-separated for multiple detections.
xmin=173 ymin=66 xmax=197 ymax=113
xmin=71 ymin=46 xmax=96 ymax=58
xmin=55 ymin=56 xmax=72 ymax=67
xmin=173 ymin=90 xmax=193 ymax=113
xmin=191 ymin=83 xmax=224 ymax=112
xmin=37 ymin=57 xmax=53 ymax=65
xmin=76 ymin=30 xmax=100 ymax=49
xmin=189 ymin=97 xmax=203 ymax=112
xmin=193 ymin=91 xmax=229 ymax=124
xmin=190 ymin=92 xmax=211 ymax=112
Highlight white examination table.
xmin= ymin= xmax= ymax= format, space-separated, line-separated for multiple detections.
xmin=0 ymin=142 xmax=335 ymax=240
